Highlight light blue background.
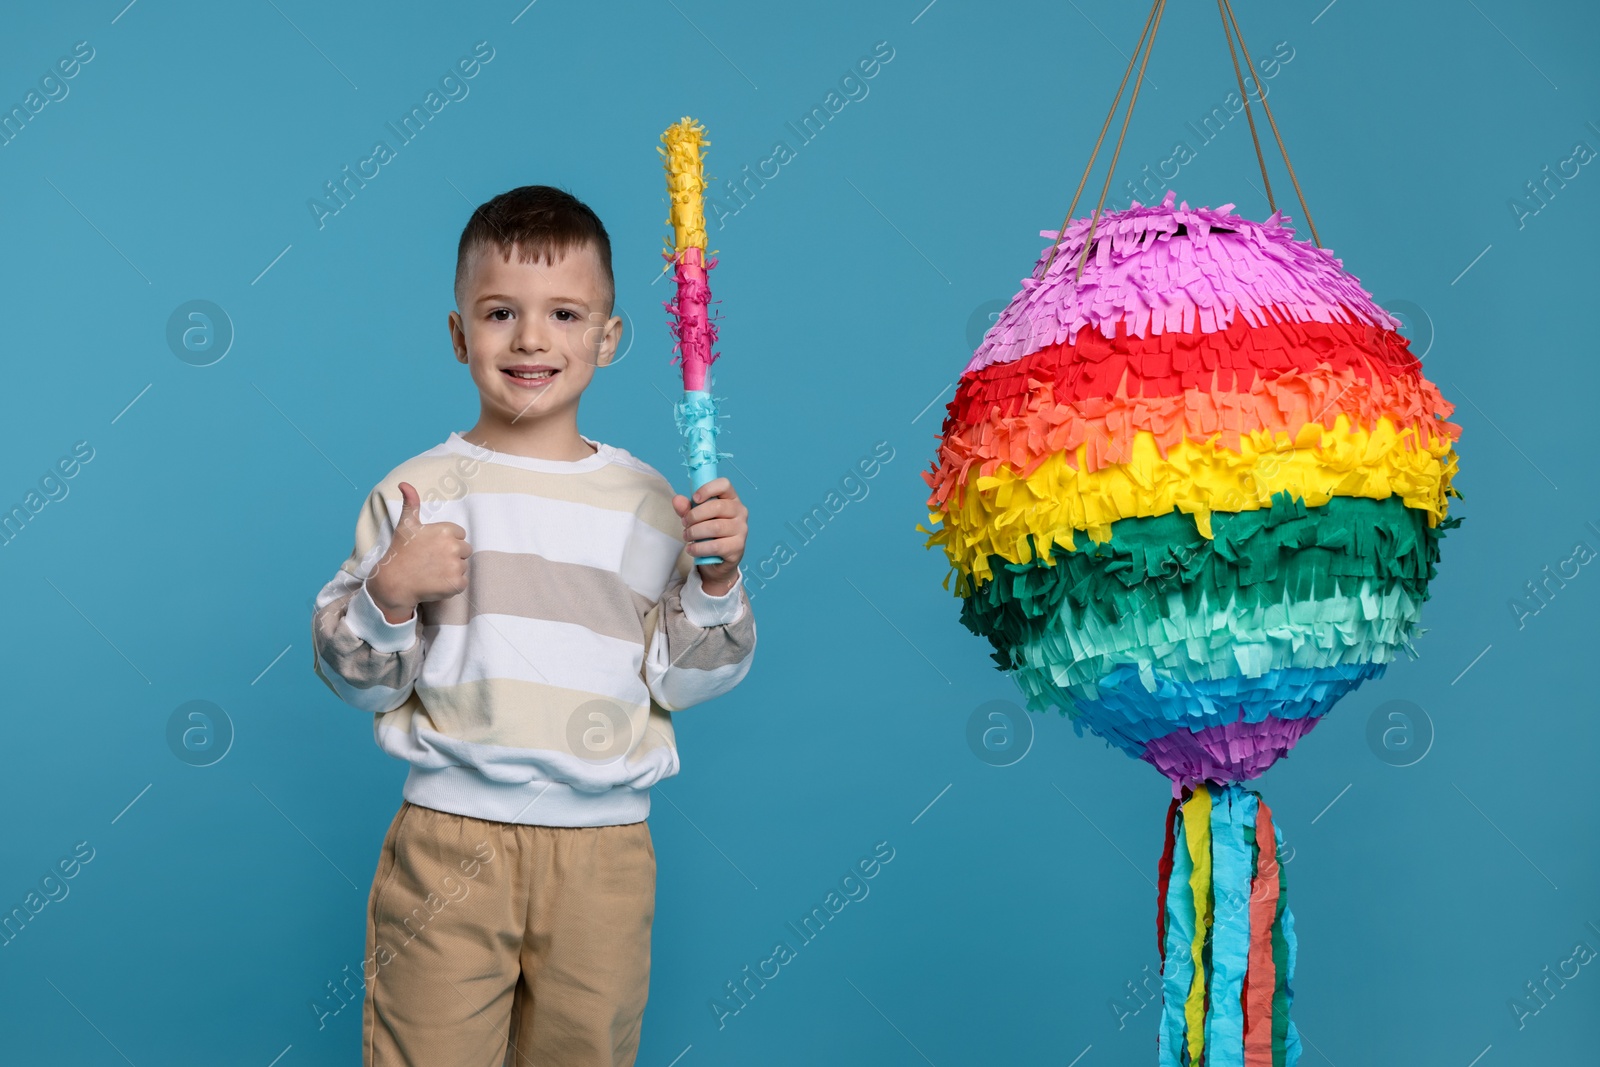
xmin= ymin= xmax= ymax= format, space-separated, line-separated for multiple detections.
xmin=2 ymin=1 xmax=1596 ymax=1064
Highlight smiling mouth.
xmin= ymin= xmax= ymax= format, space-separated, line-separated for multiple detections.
xmin=503 ymin=368 xmax=558 ymax=387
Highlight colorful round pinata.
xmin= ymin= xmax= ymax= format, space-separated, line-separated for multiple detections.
xmin=919 ymin=189 xmax=1462 ymax=1062
xmin=923 ymin=189 xmax=1461 ymax=789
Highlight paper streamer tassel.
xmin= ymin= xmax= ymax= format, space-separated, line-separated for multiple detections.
xmin=1158 ymin=784 xmax=1300 ymax=1065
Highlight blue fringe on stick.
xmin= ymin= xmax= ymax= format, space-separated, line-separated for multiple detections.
xmin=674 ymin=387 xmax=732 ymax=565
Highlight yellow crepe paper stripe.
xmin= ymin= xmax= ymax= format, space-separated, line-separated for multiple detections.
xmin=659 ymin=117 xmax=710 ymax=254
xmin=924 ymin=414 xmax=1459 ymax=586
xmin=1182 ymin=787 xmax=1213 ymax=1064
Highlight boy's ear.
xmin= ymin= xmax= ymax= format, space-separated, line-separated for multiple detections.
xmin=588 ymin=311 xmax=623 ymax=368
xmin=448 ymin=310 xmax=468 ymax=362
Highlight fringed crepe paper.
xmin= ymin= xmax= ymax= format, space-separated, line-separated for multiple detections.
xmin=659 ymin=116 xmax=729 ymax=564
xmin=918 ymin=191 xmax=1462 ymax=1064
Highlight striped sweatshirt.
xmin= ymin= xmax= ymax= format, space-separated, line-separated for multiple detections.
xmin=311 ymin=431 xmax=756 ymax=827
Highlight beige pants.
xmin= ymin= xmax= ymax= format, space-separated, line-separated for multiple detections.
xmin=362 ymin=801 xmax=655 ymax=1067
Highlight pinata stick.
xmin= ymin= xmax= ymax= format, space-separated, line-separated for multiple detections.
xmin=660 ymin=116 xmax=724 ymax=565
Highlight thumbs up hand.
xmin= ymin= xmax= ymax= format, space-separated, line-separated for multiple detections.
xmin=365 ymin=481 xmax=473 ymax=624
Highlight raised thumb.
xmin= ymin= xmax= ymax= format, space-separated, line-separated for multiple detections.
xmin=395 ymin=481 xmax=422 ymax=530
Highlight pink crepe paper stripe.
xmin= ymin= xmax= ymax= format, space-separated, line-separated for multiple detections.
xmin=966 ymin=189 xmax=1403 ymax=376
xmin=665 ymin=246 xmax=719 ymax=392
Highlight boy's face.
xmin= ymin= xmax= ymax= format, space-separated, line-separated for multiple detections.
xmin=448 ymin=240 xmax=621 ymax=430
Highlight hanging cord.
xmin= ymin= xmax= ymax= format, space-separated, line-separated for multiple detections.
xmin=1216 ymin=0 xmax=1274 ymax=212
xmin=1044 ymin=0 xmax=1325 ymax=287
xmin=1071 ymin=0 xmax=1168 ymax=283
xmin=1041 ymin=0 xmax=1165 ymax=278
xmin=1219 ymin=0 xmax=1321 ymax=247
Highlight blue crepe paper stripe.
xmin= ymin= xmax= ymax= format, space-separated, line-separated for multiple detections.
xmin=1066 ymin=662 xmax=1387 ymax=760
xmin=1157 ymin=802 xmax=1196 ymax=1067
xmin=1206 ymin=787 xmax=1253 ymax=1065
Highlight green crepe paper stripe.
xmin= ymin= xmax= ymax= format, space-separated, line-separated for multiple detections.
xmin=1271 ymin=819 xmax=1292 ymax=1067
xmin=1000 ymin=577 xmax=1420 ymax=699
xmin=957 ymin=494 xmax=1458 ymax=668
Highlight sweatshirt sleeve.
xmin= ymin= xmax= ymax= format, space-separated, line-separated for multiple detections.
xmin=643 ymin=558 xmax=757 ymax=713
xmin=311 ymin=484 xmax=426 ymax=714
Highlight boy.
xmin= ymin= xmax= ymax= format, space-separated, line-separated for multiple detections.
xmin=310 ymin=185 xmax=756 ymax=1066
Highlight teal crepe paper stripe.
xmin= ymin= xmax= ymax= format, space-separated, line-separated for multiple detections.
xmin=1003 ymin=577 xmax=1421 ymax=700
xmin=1207 ymin=787 xmax=1253 ymax=1065
xmin=674 ymin=387 xmax=732 ymax=563
xmin=997 ymin=580 xmax=1413 ymax=726
xmin=673 ymin=388 xmax=731 ymax=488
xmin=1158 ymin=802 xmax=1196 ymax=1067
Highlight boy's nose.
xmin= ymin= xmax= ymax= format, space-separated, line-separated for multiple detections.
xmin=514 ymin=319 xmax=549 ymax=353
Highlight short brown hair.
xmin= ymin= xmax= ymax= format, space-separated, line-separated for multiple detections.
xmin=454 ymin=185 xmax=614 ymax=313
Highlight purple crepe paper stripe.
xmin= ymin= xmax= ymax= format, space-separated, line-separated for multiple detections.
xmin=965 ymin=189 xmax=1402 ymax=375
xmin=1140 ymin=716 xmax=1323 ymax=791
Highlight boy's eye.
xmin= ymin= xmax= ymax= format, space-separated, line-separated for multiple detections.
xmin=488 ymin=308 xmax=512 ymax=321
xmin=553 ymin=309 xmax=578 ymax=322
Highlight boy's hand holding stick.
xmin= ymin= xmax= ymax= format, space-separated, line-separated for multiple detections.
xmin=673 ymin=476 xmax=746 ymax=597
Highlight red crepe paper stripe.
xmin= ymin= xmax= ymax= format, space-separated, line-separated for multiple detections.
xmin=934 ymin=372 xmax=1457 ymax=486
xmin=954 ymin=311 xmax=1426 ymax=415
xmin=1157 ymin=796 xmax=1180 ymax=960
xmin=930 ymin=313 xmax=1459 ymax=485
xmin=1244 ymin=797 xmax=1281 ymax=1066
